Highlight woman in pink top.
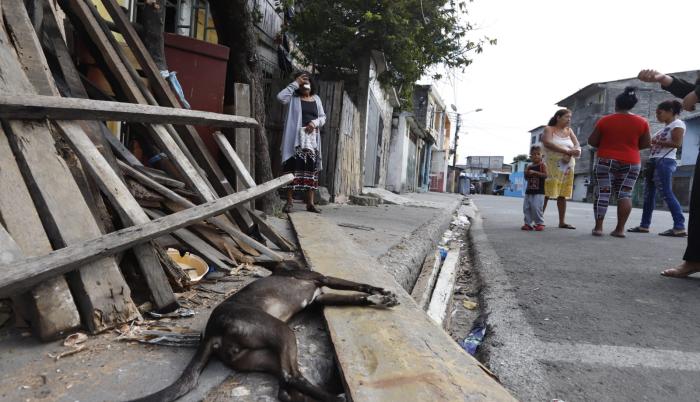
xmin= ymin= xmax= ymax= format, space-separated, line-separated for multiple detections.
xmin=588 ymin=87 xmax=651 ymax=237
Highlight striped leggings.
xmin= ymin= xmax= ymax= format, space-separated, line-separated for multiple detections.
xmin=594 ymin=158 xmax=641 ymax=220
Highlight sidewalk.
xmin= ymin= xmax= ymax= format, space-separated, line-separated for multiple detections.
xmin=0 ymin=191 xmax=464 ymax=402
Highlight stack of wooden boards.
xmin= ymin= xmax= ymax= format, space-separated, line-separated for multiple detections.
xmin=0 ymin=0 xmax=294 ymax=341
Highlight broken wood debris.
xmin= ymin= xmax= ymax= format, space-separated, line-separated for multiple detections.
xmin=0 ymin=0 xmax=296 ymax=342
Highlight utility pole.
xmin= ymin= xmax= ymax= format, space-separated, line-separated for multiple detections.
xmin=450 ymin=108 xmax=481 ymax=167
xmin=452 ymin=114 xmax=461 ymax=167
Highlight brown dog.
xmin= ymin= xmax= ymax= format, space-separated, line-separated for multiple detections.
xmin=131 ymin=261 xmax=399 ymax=402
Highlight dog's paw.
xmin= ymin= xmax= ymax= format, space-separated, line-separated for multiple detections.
xmin=369 ymin=286 xmax=393 ymax=296
xmin=367 ymin=293 xmax=400 ymax=308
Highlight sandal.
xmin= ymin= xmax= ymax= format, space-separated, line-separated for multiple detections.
xmin=559 ymin=223 xmax=576 ymax=229
xmin=627 ymin=226 xmax=650 ymax=233
xmin=659 ymin=229 xmax=687 ymax=237
xmin=306 ymin=204 xmax=322 ymax=214
xmin=610 ymin=231 xmax=626 ymax=238
xmin=591 ymin=229 xmax=603 ymax=237
xmin=661 ymin=267 xmax=700 ymax=278
xmin=282 ymin=202 xmax=293 ymax=213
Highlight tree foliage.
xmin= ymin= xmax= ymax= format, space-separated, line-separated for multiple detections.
xmin=285 ymin=0 xmax=495 ymax=105
xmin=512 ymin=154 xmax=530 ymax=164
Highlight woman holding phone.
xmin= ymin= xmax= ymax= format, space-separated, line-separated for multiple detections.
xmin=276 ymin=71 xmax=326 ymax=213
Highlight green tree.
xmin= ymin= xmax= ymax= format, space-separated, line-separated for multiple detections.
xmin=512 ymin=154 xmax=530 ymax=164
xmin=285 ymin=0 xmax=495 ymax=105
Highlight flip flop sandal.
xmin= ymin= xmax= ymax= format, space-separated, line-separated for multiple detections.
xmin=661 ymin=268 xmax=699 ymax=278
xmin=559 ymin=224 xmax=576 ymax=229
xmin=591 ymin=230 xmax=603 ymax=237
xmin=610 ymin=232 xmax=626 ymax=238
xmin=627 ymin=226 xmax=650 ymax=233
xmin=659 ymin=229 xmax=687 ymax=237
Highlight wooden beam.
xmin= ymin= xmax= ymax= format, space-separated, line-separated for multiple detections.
xmin=55 ymin=121 xmax=178 ymax=310
xmin=233 ymin=84 xmax=253 ymax=192
xmin=3 ymin=0 xmax=177 ymax=312
xmin=290 ymin=213 xmax=516 ymax=402
xmin=214 ymin=131 xmax=295 ymax=252
xmin=214 ymin=131 xmax=256 ymax=188
xmin=0 ymin=95 xmax=259 ymax=128
xmin=0 ymin=174 xmax=293 ymax=298
xmin=145 ymin=209 xmax=234 ymax=271
xmin=0 ymin=125 xmax=81 ymax=340
xmin=0 ymin=4 xmax=139 ymax=332
xmin=61 ymin=0 xmax=254 ymax=232
xmin=99 ymin=0 xmax=238 ymax=199
xmin=119 ymin=161 xmax=284 ymax=261
xmin=246 ymin=210 xmax=296 ymax=252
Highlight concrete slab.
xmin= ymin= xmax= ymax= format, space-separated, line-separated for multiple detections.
xmin=290 ymin=212 xmax=515 ymax=402
xmin=362 ymin=187 xmax=444 ymax=208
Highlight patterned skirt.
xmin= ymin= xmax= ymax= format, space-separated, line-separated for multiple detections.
xmin=282 ymin=149 xmax=319 ymax=191
xmin=544 ymin=151 xmax=575 ymax=199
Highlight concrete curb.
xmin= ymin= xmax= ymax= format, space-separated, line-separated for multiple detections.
xmin=378 ymin=197 xmax=463 ymax=291
xmin=467 ymin=200 xmax=553 ymax=400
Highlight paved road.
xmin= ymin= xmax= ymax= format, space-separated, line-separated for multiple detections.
xmin=470 ymin=195 xmax=700 ymax=402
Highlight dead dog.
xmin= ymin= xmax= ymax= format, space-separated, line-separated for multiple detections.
xmin=131 ymin=261 xmax=399 ymax=402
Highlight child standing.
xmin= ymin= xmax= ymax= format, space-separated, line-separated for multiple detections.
xmin=522 ymin=145 xmax=548 ymax=231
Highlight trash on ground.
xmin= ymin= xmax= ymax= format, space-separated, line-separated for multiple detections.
xmin=438 ymin=246 xmax=449 ymax=261
xmin=459 ymin=314 xmax=487 ymax=356
xmin=48 ymin=332 xmax=90 ymax=361
xmin=147 ymin=307 xmax=195 ymax=319
xmin=167 ymin=248 xmax=209 ymax=283
xmin=115 ymin=323 xmax=200 ymax=347
xmin=462 ymin=300 xmax=478 ymax=310
xmin=63 ymin=332 xmax=88 ymax=347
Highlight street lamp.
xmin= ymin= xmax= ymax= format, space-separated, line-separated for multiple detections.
xmin=451 ymin=107 xmax=482 ymax=167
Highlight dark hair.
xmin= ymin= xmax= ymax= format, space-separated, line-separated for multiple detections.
xmin=530 ymin=144 xmax=542 ymax=153
xmin=547 ymin=109 xmax=571 ymax=126
xmin=657 ymin=99 xmax=682 ymax=115
xmin=293 ymin=70 xmax=316 ymax=96
xmin=615 ymin=86 xmax=638 ymax=111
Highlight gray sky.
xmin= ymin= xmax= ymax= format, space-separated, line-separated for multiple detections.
xmin=423 ymin=0 xmax=700 ymax=165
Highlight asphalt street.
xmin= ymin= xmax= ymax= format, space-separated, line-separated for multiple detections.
xmin=470 ymin=194 xmax=700 ymax=402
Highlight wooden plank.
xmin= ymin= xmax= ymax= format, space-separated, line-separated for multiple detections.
xmin=234 ymin=84 xmax=253 ymax=192
xmin=145 ymin=209 xmax=235 ymax=271
xmin=99 ymin=0 xmax=240 ymax=200
xmin=213 ymin=131 xmax=295 ymax=251
xmin=214 ymin=131 xmax=256 ymax=188
xmin=0 ymin=174 xmax=293 ymax=298
xmin=246 ymin=211 xmax=296 ymax=252
xmin=119 ymin=160 xmax=283 ymax=261
xmin=0 ymin=126 xmax=81 ymax=340
xmin=290 ymin=213 xmax=515 ymax=402
xmin=56 ymin=121 xmax=178 ymax=311
xmin=4 ymin=0 xmax=117 ymax=234
xmin=0 ymin=95 xmax=259 ymax=127
xmin=140 ymin=166 xmax=186 ymax=189
xmin=63 ymin=0 xmax=254 ymax=232
xmin=4 ymin=0 xmax=177 ymax=312
xmin=0 ymin=6 xmax=139 ymax=333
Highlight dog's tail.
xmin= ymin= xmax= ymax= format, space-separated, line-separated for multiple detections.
xmin=128 ymin=336 xmax=220 ymax=402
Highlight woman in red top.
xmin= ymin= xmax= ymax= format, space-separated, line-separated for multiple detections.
xmin=588 ymin=87 xmax=651 ymax=237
